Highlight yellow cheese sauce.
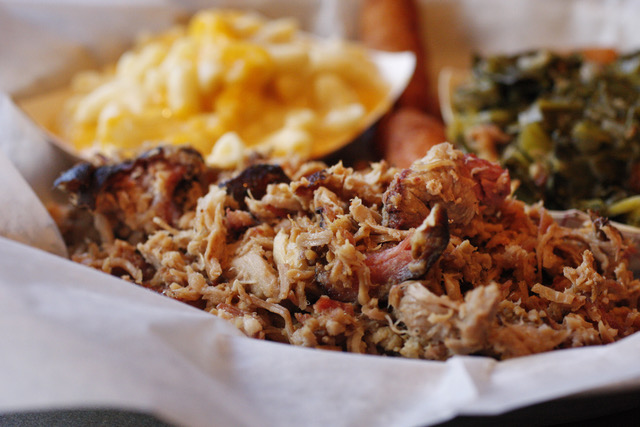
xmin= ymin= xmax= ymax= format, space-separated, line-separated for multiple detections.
xmin=53 ymin=9 xmax=390 ymax=167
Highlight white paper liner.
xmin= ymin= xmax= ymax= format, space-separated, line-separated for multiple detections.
xmin=3 ymin=1 xmax=640 ymax=426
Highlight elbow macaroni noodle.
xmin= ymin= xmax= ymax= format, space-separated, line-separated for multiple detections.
xmin=55 ymin=9 xmax=389 ymax=167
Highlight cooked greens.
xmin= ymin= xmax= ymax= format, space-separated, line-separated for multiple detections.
xmin=449 ymin=50 xmax=640 ymax=225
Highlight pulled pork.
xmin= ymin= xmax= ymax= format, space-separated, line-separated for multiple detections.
xmin=54 ymin=143 xmax=640 ymax=360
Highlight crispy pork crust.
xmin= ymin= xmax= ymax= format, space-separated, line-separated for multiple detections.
xmin=55 ymin=143 xmax=640 ymax=360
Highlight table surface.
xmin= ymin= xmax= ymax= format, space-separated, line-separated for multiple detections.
xmin=2 ymin=387 xmax=639 ymax=427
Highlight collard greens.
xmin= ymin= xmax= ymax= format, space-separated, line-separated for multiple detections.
xmin=450 ymin=50 xmax=640 ymax=226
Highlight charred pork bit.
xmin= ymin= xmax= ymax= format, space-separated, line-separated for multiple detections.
xmin=381 ymin=168 xmax=431 ymax=230
xmin=382 ymin=143 xmax=510 ymax=229
xmin=463 ymin=154 xmax=511 ymax=209
xmin=54 ymin=146 xmax=209 ymax=209
xmin=53 ymin=162 xmax=101 ymax=209
xmin=366 ymin=204 xmax=449 ymax=287
xmin=220 ymin=164 xmax=290 ymax=209
xmin=54 ymin=146 xmax=214 ymax=238
xmin=291 ymin=167 xmax=346 ymax=212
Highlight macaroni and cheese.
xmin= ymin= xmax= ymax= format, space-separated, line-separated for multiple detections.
xmin=54 ymin=9 xmax=390 ymax=167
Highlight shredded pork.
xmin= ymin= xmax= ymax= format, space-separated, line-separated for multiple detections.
xmin=54 ymin=143 xmax=640 ymax=360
